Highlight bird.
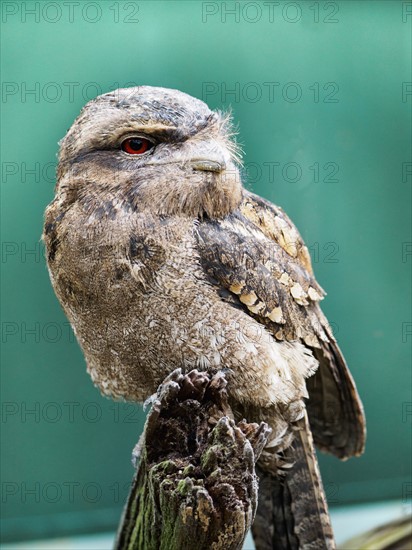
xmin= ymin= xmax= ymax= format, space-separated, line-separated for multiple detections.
xmin=43 ymin=86 xmax=366 ymax=549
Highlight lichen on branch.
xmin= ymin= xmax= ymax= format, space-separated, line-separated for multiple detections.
xmin=115 ymin=368 xmax=270 ymax=550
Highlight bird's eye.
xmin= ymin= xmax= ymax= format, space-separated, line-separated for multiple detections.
xmin=121 ymin=137 xmax=154 ymax=155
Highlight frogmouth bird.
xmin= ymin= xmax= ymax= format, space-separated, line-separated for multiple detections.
xmin=43 ymin=86 xmax=365 ymax=549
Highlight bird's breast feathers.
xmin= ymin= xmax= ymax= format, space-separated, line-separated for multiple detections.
xmin=44 ymin=190 xmax=323 ymax=407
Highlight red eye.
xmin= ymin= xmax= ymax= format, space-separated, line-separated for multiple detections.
xmin=121 ymin=137 xmax=153 ymax=155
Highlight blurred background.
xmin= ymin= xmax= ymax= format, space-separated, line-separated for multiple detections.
xmin=1 ymin=1 xmax=411 ymax=548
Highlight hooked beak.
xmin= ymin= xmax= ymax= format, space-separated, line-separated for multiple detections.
xmin=190 ymin=158 xmax=226 ymax=173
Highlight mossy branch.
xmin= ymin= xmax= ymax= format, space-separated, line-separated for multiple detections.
xmin=114 ymin=369 xmax=270 ymax=550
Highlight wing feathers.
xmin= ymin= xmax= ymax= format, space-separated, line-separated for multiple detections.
xmin=196 ymin=190 xmax=365 ymax=459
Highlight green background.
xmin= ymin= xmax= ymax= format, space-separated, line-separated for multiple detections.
xmin=1 ymin=0 xmax=411 ymax=543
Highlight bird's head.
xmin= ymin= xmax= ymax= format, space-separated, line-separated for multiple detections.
xmin=57 ymin=86 xmax=243 ymax=219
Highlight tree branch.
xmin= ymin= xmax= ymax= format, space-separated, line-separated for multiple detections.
xmin=115 ymin=369 xmax=270 ymax=550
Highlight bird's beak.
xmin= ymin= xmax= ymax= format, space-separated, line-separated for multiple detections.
xmin=189 ymin=158 xmax=226 ymax=173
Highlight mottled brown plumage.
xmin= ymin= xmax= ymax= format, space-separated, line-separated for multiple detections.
xmin=43 ymin=86 xmax=365 ymax=549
